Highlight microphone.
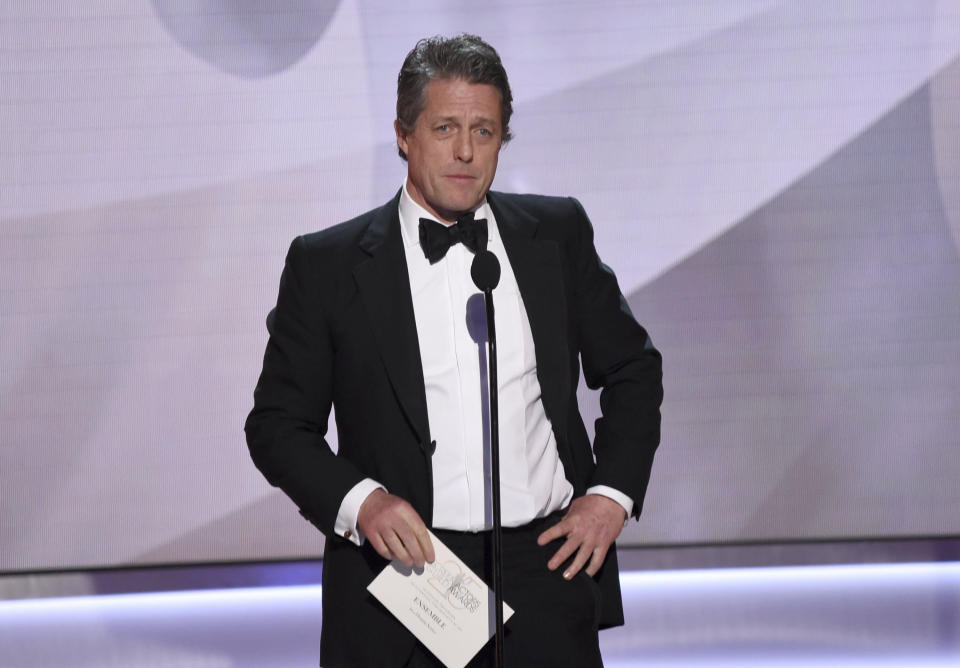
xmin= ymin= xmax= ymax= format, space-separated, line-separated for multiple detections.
xmin=470 ymin=247 xmax=504 ymax=667
xmin=471 ymin=250 xmax=501 ymax=292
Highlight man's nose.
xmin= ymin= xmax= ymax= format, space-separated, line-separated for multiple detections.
xmin=454 ymin=132 xmax=473 ymax=162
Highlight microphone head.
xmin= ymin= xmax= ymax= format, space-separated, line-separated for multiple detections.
xmin=470 ymin=250 xmax=501 ymax=292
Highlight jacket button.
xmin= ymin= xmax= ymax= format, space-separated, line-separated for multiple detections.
xmin=429 ymin=440 xmax=437 ymax=455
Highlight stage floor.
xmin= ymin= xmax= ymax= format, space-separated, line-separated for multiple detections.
xmin=2 ymin=558 xmax=959 ymax=667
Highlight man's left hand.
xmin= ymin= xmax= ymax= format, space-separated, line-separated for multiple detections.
xmin=537 ymin=494 xmax=626 ymax=580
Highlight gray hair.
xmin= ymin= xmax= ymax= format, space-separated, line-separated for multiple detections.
xmin=396 ymin=34 xmax=514 ymax=160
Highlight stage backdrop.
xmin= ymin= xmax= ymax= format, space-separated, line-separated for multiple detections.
xmin=1 ymin=1 xmax=959 ymax=572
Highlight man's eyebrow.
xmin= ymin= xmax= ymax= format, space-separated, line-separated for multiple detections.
xmin=427 ymin=115 xmax=498 ymax=126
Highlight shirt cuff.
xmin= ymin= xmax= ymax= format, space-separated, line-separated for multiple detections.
xmin=585 ymin=485 xmax=633 ymax=521
xmin=335 ymin=478 xmax=387 ymax=546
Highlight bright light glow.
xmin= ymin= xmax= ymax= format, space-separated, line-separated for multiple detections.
xmin=1 ymin=563 xmax=958 ymax=667
xmin=620 ymin=560 xmax=960 ymax=587
xmin=2 ymin=583 xmax=324 ymax=614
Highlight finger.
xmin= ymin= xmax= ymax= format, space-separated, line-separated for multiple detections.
xmin=378 ymin=502 xmax=429 ymax=566
xmin=392 ymin=524 xmax=426 ymax=568
xmin=415 ymin=526 xmax=435 ymax=563
xmin=562 ymin=543 xmax=593 ymax=580
xmin=585 ymin=545 xmax=608 ymax=577
xmin=537 ymin=521 xmax=568 ymax=546
xmin=547 ymin=536 xmax=579 ymax=571
xmin=384 ymin=531 xmax=413 ymax=567
xmin=397 ymin=508 xmax=434 ymax=564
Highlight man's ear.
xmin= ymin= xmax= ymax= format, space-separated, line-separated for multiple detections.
xmin=394 ymin=119 xmax=409 ymax=155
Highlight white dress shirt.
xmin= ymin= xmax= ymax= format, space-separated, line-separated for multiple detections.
xmin=335 ymin=184 xmax=632 ymax=544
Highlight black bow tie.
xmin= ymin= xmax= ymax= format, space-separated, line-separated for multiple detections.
xmin=418 ymin=212 xmax=488 ymax=264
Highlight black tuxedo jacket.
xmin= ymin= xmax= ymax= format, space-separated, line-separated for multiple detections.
xmin=245 ymin=190 xmax=662 ymax=667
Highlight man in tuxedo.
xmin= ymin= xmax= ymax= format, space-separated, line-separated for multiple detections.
xmin=245 ymin=34 xmax=662 ymax=667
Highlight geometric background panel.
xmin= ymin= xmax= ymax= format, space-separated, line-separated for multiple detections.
xmin=1 ymin=1 xmax=959 ymax=572
xmin=616 ymin=63 xmax=960 ymax=543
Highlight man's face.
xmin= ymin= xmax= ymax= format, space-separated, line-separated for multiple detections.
xmin=395 ymin=78 xmax=503 ymax=223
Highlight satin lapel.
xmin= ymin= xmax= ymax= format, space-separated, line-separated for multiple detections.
xmin=487 ymin=192 xmax=571 ymax=441
xmin=352 ymin=194 xmax=431 ymax=450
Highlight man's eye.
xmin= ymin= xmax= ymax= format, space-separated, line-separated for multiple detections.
xmin=437 ymin=124 xmax=449 ymax=131
xmin=478 ymin=128 xmax=490 ymax=136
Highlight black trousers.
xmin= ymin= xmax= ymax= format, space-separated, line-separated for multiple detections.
xmin=404 ymin=514 xmax=604 ymax=668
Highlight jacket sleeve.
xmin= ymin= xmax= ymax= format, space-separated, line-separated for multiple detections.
xmin=244 ymin=235 xmax=367 ymax=536
xmin=569 ymin=198 xmax=663 ymax=517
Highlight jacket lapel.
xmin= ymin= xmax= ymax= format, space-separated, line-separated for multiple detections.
xmin=487 ymin=191 xmax=571 ymax=443
xmin=352 ymin=193 xmax=432 ymax=451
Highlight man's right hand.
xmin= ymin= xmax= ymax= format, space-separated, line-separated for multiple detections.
xmin=356 ymin=489 xmax=435 ymax=568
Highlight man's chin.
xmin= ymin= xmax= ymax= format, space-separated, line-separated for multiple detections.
xmin=432 ymin=196 xmax=484 ymax=220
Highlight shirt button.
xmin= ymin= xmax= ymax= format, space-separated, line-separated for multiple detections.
xmin=344 ymin=530 xmax=352 ymax=539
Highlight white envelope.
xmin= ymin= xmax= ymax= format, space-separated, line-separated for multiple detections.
xmin=367 ymin=530 xmax=514 ymax=668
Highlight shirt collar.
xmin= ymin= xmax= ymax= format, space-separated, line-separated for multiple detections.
xmin=398 ymin=178 xmax=494 ymax=250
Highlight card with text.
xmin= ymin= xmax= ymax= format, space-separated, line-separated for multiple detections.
xmin=367 ymin=531 xmax=514 ymax=668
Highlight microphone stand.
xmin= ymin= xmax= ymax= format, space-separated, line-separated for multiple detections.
xmin=471 ymin=250 xmax=504 ymax=668
xmin=483 ymin=285 xmax=504 ymax=668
